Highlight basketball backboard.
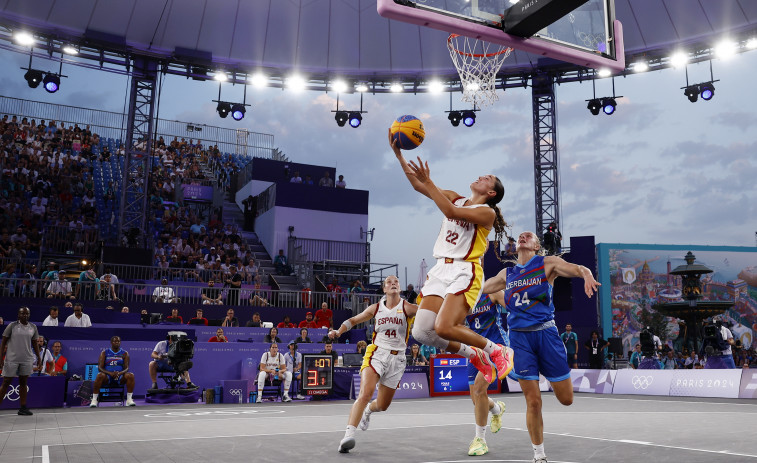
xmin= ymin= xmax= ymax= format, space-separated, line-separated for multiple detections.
xmin=377 ymin=0 xmax=625 ymax=72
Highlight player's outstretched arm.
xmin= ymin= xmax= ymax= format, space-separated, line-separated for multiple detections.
xmin=482 ymin=269 xmax=508 ymax=294
xmin=404 ymin=302 xmax=420 ymax=319
xmin=328 ymin=304 xmax=376 ymax=339
xmin=406 ymin=156 xmax=495 ymax=228
xmin=389 ymin=130 xmax=458 ymax=201
xmin=545 ymin=256 xmax=601 ymax=298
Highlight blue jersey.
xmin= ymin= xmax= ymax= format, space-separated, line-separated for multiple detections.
xmin=104 ymin=348 xmax=126 ymax=372
xmin=505 ymin=255 xmax=555 ymax=330
xmin=466 ymin=293 xmax=509 ymax=346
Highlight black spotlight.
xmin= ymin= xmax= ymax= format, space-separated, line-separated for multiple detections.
xmin=448 ymin=111 xmax=462 ymax=127
xmin=231 ymin=104 xmax=246 ymax=121
xmin=334 ymin=111 xmax=348 ymax=127
xmin=587 ymin=99 xmax=601 ymax=115
xmin=683 ymin=85 xmax=699 ymax=103
xmin=24 ymin=69 xmax=43 ymax=88
xmin=699 ymin=82 xmax=715 ymax=101
xmin=461 ymin=110 xmax=476 ymax=127
xmin=216 ymin=102 xmax=231 ymax=118
xmin=42 ymin=73 xmax=60 ymax=93
xmin=601 ymin=98 xmax=617 ymax=115
xmin=348 ymin=112 xmax=362 ymax=128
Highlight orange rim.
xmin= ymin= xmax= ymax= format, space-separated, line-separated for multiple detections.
xmin=447 ymin=34 xmax=512 ymax=58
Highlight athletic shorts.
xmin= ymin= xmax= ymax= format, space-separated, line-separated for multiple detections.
xmin=361 ymin=344 xmax=407 ymax=388
xmin=418 ymin=259 xmax=482 ymax=310
xmin=509 ymin=326 xmax=571 ymax=382
xmin=2 ymin=362 xmax=33 ymax=377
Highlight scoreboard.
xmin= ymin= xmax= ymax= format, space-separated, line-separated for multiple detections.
xmin=302 ymin=354 xmax=334 ymax=395
xmin=430 ymin=354 xmax=500 ymax=396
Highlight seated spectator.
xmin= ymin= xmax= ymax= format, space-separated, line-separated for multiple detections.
xmin=43 ymin=306 xmax=60 ymax=326
xmin=50 ymin=341 xmax=67 ymax=377
xmin=149 ymin=336 xmax=197 ymax=390
xmin=64 ymin=303 xmax=91 ymax=327
xmin=320 ymin=340 xmax=339 ymax=365
xmin=356 ymin=340 xmax=367 ymax=355
xmin=121 ymin=307 xmax=130 ymax=313
xmin=283 ymin=341 xmax=304 ymax=400
xmin=314 ymin=302 xmax=333 ymax=329
xmin=95 ymin=274 xmax=120 ymax=301
xmin=201 ymin=279 xmax=223 ymax=305
xmin=46 ymin=273 xmax=72 ymax=299
xmin=277 ymin=315 xmax=295 ymax=329
xmin=188 ymin=308 xmax=208 ymax=326
xmin=256 ymin=343 xmax=287 ymax=403
xmin=335 ymin=174 xmax=346 ymax=188
xmin=290 ymin=171 xmax=302 ymax=183
xmin=221 ymin=308 xmax=239 ymax=328
xmin=249 ymin=283 xmax=269 ymax=307
xmin=295 ymin=328 xmax=311 ymax=344
xmin=152 ymin=279 xmax=179 ymax=303
xmin=274 ymin=249 xmax=292 ymax=276
xmin=402 ymin=284 xmax=417 ymax=303
xmin=420 ymin=344 xmax=437 ymax=360
xmin=76 ymin=266 xmax=99 ymax=301
xmin=264 ymin=327 xmax=283 ymax=344
xmin=246 ymin=312 xmax=263 ymax=327
xmin=408 ymin=343 xmax=428 ymax=366
xmin=208 ymin=328 xmax=228 ymax=342
xmin=32 ymin=337 xmax=54 ymax=375
xmin=298 ymin=312 xmax=317 ymax=329
xmin=90 ymin=336 xmax=136 ymax=407
xmin=318 ymin=171 xmax=334 ymax=187
xmin=166 ymin=308 xmax=183 ymax=324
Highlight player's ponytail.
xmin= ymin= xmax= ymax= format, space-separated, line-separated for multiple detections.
xmin=486 ymin=176 xmax=510 ymax=263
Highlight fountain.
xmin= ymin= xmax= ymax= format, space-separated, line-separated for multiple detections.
xmin=652 ymin=251 xmax=734 ymax=351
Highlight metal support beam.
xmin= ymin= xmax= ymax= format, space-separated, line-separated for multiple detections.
xmin=531 ymin=76 xmax=560 ymax=240
xmin=118 ymin=57 xmax=157 ymax=247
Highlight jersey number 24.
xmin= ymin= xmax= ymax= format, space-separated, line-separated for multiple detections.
xmin=513 ymin=292 xmax=530 ymax=307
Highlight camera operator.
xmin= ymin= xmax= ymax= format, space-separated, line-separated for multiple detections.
xmin=149 ymin=334 xmax=198 ymax=390
xmin=701 ymin=318 xmax=736 ymax=369
xmin=638 ymin=326 xmax=663 ymax=369
xmin=542 ymin=222 xmax=562 ymax=256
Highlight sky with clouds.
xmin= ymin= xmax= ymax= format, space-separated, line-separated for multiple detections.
xmin=1 ymin=46 xmax=755 ymax=285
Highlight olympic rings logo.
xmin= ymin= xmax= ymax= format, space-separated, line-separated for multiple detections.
xmin=4 ymin=385 xmax=29 ymax=401
xmin=631 ymin=376 xmax=653 ymax=390
xmin=229 ymin=389 xmax=243 ymax=396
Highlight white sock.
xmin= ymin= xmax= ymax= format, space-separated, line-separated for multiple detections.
xmin=533 ymin=443 xmax=546 ymax=459
xmin=482 ymin=340 xmax=498 ymax=355
xmin=127 ymin=393 xmax=133 ymax=400
xmin=475 ymin=425 xmax=487 ymax=439
xmin=457 ymin=344 xmax=476 ymax=359
xmin=92 ymin=393 xmax=98 ymax=401
xmin=345 ymin=425 xmax=356 ymax=438
xmin=490 ymin=401 xmax=502 ymax=415
xmin=365 ymin=402 xmax=375 ymax=415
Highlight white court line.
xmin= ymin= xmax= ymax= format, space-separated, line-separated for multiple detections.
xmin=39 ymin=420 xmax=757 ymax=459
xmin=575 ymin=394 xmax=757 ymax=407
xmin=41 ymin=445 xmax=49 ymax=463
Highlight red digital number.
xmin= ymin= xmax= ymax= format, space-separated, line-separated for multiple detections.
xmin=445 ymin=231 xmax=458 ymax=245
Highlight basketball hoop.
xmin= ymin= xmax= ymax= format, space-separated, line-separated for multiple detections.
xmin=447 ymin=34 xmax=512 ymax=108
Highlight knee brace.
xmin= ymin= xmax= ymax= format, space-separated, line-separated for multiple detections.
xmin=411 ymin=309 xmax=449 ymax=350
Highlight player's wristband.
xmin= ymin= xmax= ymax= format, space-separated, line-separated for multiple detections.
xmin=341 ymin=320 xmax=353 ymax=331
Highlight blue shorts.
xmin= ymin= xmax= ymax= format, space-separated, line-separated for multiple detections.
xmin=509 ymin=326 xmax=570 ymax=382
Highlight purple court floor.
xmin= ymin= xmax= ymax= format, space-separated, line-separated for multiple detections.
xmin=2 ymin=393 xmax=756 ymax=462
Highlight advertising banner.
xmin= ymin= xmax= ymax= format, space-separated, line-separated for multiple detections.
xmin=181 ymin=184 xmax=214 ymax=202
xmin=739 ymin=369 xmax=757 ymax=399
xmin=668 ymin=369 xmax=742 ymax=398
xmin=570 ymin=369 xmax=617 ymax=394
xmin=612 ymin=369 xmax=674 ymax=396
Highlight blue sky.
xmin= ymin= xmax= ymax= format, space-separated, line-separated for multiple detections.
xmin=1 ymin=47 xmax=755 ymax=286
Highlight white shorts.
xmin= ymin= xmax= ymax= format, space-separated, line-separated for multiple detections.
xmin=361 ymin=344 xmax=407 ymax=389
xmin=418 ymin=258 xmax=483 ymax=309
xmin=2 ymin=362 xmax=33 ymax=377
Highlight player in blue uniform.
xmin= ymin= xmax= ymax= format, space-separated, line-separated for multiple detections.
xmin=482 ymin=231 xmax=600 ymax=463
xmin=465 ymin=290 xmax=509 ymax=456
xmin=90 ymin=336 xmax=136 ymax=407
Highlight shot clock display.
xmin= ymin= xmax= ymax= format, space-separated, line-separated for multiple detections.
xmin=302 ymin=354 xmax=334 ymax=395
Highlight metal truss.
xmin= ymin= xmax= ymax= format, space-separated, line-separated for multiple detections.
xmin=531 ymin=76 xmax=560 ymax=240
xmin=118 ymin=58 xmax=157 ymax=247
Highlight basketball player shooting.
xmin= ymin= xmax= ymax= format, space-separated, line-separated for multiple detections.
xmin=389 ymin=130 xmax=513 ymax=384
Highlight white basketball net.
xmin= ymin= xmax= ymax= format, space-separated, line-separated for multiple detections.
xmin=447 ymin=34 xmax=512 ymax=108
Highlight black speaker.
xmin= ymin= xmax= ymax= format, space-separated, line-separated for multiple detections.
xmin=608 ymin=337 xmax=623 ymax=356
xmin=102 ymin=246 xmax=153 ymax=266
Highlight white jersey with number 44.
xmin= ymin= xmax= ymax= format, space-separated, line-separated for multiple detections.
xmin=371 ymin=298 xmax=410 ymax=351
